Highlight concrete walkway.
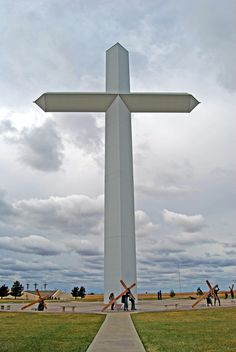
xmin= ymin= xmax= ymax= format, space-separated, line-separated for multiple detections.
xmin=86 ymin=313 xmax=146 ymax=352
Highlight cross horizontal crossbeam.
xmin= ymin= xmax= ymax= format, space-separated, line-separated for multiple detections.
xmin=35 ymin=92 xmax=199 ymax=113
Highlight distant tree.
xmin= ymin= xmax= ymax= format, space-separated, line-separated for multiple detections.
xmin=196 ymin=287 xmax=203 ymax=296
xmin=71 ymin=286 xmax=79 ymax=299
xmin=170 ymin=289 xmax=175 ymax=298
xmin=11 ymin=281 xmax=24 ymax=299
xmin=78 ymin=286 xmax=86 ymax=299
xmin=0 ymin=284 xmax=9 ymax=299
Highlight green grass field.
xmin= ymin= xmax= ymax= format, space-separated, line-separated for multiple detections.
xmin=132 ymin=307 xmax=236 ymax=352
xmin=0 ymin=313 xmax=105 ymax=352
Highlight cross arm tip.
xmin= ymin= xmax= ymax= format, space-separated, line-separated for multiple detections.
xmin=34 ymin=93 xmax=47 ymax=111
xmin=189 ymin=95 xmax=200 ymax=112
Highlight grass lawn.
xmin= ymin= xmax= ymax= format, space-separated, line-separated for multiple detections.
xmin=0 ymin=313 xmax=105 ymax=352
xmin=132 ymin=307 xmax=236 ymax=352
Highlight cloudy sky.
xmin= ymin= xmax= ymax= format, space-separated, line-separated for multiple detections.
xmin=0 ymin=0 xmax=235 ymax=294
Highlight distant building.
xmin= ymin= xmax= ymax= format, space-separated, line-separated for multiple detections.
xmin=21 ymin=289 xmax=71 ymax=301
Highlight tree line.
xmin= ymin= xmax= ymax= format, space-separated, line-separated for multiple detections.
xmin=0 ymin=281 xmax=24 ymax=299
xmin=0 ymin=281 xmax=87 ymax=299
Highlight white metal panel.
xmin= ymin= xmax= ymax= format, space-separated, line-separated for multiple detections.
xmin=34 ymin=93 xmax=117 ymax=112
xmin=104 ymin=43 xmax=137 ymax=303
xmin=120 ymin=93 xmax=199 ymax=112
xmin=104 ymin=95 xmax=137 ymax=303
xmin=106 ymin=43 xmax=130 ymax=93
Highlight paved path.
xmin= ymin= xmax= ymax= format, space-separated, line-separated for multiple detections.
xmin=86 ymin=313 xmax=146 ymax=352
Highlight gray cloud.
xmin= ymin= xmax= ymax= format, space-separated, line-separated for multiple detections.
xmin=0 ymin=235 xmax=64 ymax=256
xmin=172 ymin=232 xmax=213 ymax=246
xmin=138 ymin=251 xmax=236 ymax=272
xmin=136 ymin=248 xmax=236 ymax=292
xmin=137 ymin=239 xmax=184 ymax=256
xmin=223 ymin=242 xmax=236 ymax=248
xmin=0 ymin=119 xmax=17 ymax=134
xmin=134 ymin=155 xmax=195 ymax=201
xmin=65 ymin=238 xmax=103 ymax=257
xmin=0 ymin=0 xmax=235 ymax=120
xmin=0 ymin=1 xmax=235 ymax=292
xmin=183 ymin=0 xmax=236 ymax=92
xmin=0 ymin=119 xmax=64 ymax=172
xmin=19 ymin=120 xmax=64 ymax=172
xmin=211 ymin=167 xmax=236 ymax=185
xmin=14 ymin=194 xmax=104 ymax=235
xmin=137 ymin=184 xmax=193 ymax=197
xmin=0 ymin=234 xmax=104 ymax=258
xmin=1 ymin=258 xmax=59 ymax=273
xmin=0 ymin=188 xmax=16 ymax=220
xmin=125 ymin=0 xmax=236 ymax=92
xmin=55 ymin=113 xmax=104 ymax=156
xmin=179 ymin=254 xmax=236 ymax=269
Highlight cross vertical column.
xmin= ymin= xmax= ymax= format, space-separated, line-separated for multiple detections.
xmin=104 ymin=43 xmax=137 ymax=302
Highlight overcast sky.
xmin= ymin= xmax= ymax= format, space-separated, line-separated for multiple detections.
xmin=0 ymin=0 xmax=235 ymax=294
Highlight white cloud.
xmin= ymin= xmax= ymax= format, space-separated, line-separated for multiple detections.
xmin=13 ymin=194 xmax=104 ymax=235
xmin=135 ymin=210 xmax=159 ymax=236
xmin=162 ymin=209 xmax=205 ymax=233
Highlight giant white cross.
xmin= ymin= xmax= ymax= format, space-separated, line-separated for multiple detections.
xmin=35 ymin=43 xmax=199 ymax=302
